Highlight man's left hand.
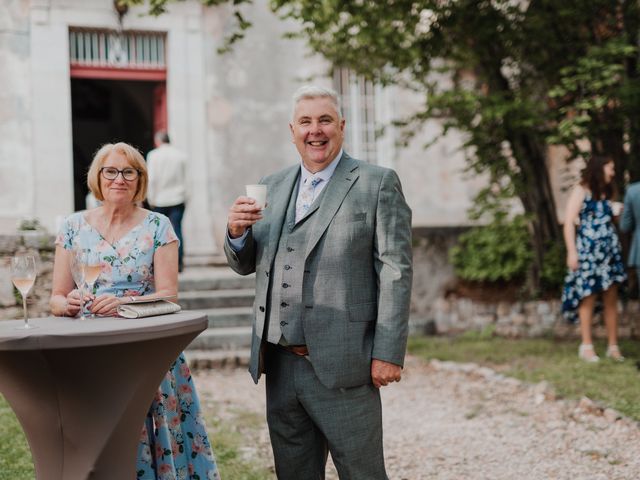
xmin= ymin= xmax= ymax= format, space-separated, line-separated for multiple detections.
xmin=371 ymin=359 xmax=402 ymax=388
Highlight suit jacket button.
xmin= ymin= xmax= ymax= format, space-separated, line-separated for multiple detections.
xmin=287 ymin=247 xmax=294 ymax=252
xmin=265 ymin=271 xmax=269 ymax=277
xmin=281 ymin=302 xmax=288 ymax=308
xmin=259 ymin=306 xmax=265 ymax=312
xmin=284 ymin=265 xmax=291 ymax=270
xmin=282 ymin=283 xmax=289 ymax=288
xmin=280 ymin=321 xmax=287 ymax=326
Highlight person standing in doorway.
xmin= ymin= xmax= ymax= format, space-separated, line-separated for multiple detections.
xmin=225 ymin=85 xmax=413 ymax=479
xmin=147 ymin=131 xmax=188 ymax=271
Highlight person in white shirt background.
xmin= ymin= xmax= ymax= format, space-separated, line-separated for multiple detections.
xmin=146 ymin=131 xmax=188 ymax=271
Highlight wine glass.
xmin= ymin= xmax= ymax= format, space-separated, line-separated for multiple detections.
xmin=69 ymin=250 xmax=86 ymax=320
xmin=10 ymin=255 xmax=38 ymax=330
xmin=81 ymin=250 xmax=102 ymax=317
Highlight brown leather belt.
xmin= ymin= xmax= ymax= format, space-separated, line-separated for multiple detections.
xmin=277 ymin=344 xmax=309 ymax=356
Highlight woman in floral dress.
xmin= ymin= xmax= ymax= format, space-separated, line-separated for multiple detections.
xmin=50 ymin=142 xmax=220 ymax=480
xmin=562 ymin=155 xmax=626 ymax=362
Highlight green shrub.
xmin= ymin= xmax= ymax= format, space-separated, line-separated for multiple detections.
xmin=17 ymin=219 xmax=43 ymax=231
xmin=449 ymin=215 xmax=533 ymax=282
xmin=541 ymin=240 xmax=567 ymax=292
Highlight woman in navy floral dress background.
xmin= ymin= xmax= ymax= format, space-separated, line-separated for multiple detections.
xmin=562 ymin=155 xmax=626 ymax=362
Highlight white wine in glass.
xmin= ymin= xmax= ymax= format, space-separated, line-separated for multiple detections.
xmin=11 ymin=255 xmax=38 ymax=329
xmin=82 ymin=264 xmax=102 ymax=286
xmin=82 ymin=251 xmax=102 ymax=317
xmin=70 ymin=250 xmax=87 ymax=320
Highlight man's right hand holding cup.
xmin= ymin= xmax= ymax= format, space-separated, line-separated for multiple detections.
xmin=227 ymin=196 xmax=263 ymax=238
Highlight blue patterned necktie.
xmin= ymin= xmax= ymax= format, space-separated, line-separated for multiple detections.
xmin=295 ymin=175 xmax=323 ymax=222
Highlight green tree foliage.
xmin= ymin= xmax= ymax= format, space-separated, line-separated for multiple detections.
xmin=128 ymin=0 xmax=640 ymax=290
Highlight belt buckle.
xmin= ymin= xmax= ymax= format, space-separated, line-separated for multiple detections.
xmin=289 ymin=345 xmax=309 ymax=356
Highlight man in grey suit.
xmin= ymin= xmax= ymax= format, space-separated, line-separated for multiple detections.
xmin=621 ymin=181 xmax=640 ymax=281
xmin=225 ymin=85 xmax=412 ymax=479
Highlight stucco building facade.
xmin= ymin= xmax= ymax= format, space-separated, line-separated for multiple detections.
xmin=1 ymin=0 xmax=502 ymax=256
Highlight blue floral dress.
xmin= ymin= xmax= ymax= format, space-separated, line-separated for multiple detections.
xmin=561 ymin=193 xmax=626 ymax=322
xmin=56 ymin=210 xmax=220 ymax=480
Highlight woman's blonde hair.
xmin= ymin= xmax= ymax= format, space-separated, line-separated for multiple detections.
xmin=86 ymin=142 xmax=148 ymax=203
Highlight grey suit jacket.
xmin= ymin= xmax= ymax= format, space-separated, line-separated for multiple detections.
xmin=225 ymin=153 xmax=413 ymax=389
xmin=621 ymin=182 xmax=640 ymax=266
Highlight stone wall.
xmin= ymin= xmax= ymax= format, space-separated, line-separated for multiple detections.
xmin=419 ymin=296 xmax=640 ymax=339
xmin=409 ymin=226 xmax=464 ymax=333
xmin=0 ymin=232 xmax=55 ymax=320
xmin=407 ymin=227 xmax=640 ymax=339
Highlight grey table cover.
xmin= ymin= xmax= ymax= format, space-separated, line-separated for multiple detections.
xmin=0 ymin=312 xmax=207 ymax=480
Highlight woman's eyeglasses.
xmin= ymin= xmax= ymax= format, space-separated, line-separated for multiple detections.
xmin=100 ymin=167 xmax=140 ymax=181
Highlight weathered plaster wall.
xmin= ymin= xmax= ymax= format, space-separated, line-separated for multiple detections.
xmin=200 ymin=0 xmax=330 ymax=247
xmin=0 ymin=1 xmax=33 ymax=232
xmin=0 ymin=0 xmax=486 ymax=256
xmin=393 ymin=88 xmax=486 ymax=227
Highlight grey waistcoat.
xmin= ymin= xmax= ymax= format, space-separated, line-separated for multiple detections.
xmin=266 ymin=183 xmax=326 ymax=345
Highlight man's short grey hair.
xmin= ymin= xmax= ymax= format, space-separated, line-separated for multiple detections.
xmin=291 ymin=85 xmax=342 ymax=120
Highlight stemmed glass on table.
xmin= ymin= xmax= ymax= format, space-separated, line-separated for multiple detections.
xmin=81 ymin=250 xmax=102 ymax=318
xmin=70 ymin=249 xmax=87 ymax=320
xmin=10 ymin=255 xmax=38 ymax=330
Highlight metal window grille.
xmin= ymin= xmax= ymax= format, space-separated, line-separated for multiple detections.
xmin=69 ymin=29 xmax=166 ymax=69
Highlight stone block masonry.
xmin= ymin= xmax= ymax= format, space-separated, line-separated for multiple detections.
xmin=0 ymin=232 xmax=55 ymax=320
xmin=411 ymin=296 xmax=639 ymax=339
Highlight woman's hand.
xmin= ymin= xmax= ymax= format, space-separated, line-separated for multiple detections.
xmin=567 ymin=251 xmax=579 ymax=271
xmin=89 ymin=294 xmax=124 ymax=316
xmin=63 ymin=289 xmax=93 ymax=317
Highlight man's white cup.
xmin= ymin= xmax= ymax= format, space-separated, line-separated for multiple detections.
xmin=246 ymin=184 xmax=267 ymax=210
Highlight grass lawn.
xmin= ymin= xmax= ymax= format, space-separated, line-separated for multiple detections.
xmin=0 ymin=397 xmax=33 ymax=480
xmin=0 ymin=396 xmax=271 ymax=480
xmin=207 ymin=407 xmax=272 ymax=480
xmin=409 ymin=333 xmax=640 ymax=421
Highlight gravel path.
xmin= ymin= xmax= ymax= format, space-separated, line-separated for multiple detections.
xmin=194 ymin=355 xmax=639 ymax=480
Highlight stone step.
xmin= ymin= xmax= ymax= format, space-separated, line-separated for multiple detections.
xmin=186 ymin=326 xmax=252 ymax=350
xmin=202 ymin=306 xmax=253 ymax=328
xmin=183 ymin=254 xmax=229 ymax=267
xmin=179 ymin=268 xmax=254 ymax=291
xmin=185 ymin=349 xmax=251 ymax=370
xmin=178 ymin=289 xmax=255 ymax=310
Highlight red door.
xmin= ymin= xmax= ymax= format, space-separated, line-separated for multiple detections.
xmin=153 ymin=83 xmax=167 ymax=133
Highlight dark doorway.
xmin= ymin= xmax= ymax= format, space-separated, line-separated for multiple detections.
xmin=70 ymin=79 xmax=159 ymax=211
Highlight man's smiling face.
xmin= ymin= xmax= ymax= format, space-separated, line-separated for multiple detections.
xmin=289 ymin=96 xmax=345 ymax=173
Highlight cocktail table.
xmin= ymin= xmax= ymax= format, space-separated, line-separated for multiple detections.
xmin=0 ymin=312 xmax=207 ymax=480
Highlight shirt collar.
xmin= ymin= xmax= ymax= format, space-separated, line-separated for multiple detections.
xmin=299 ymin=149 xmax=343 ymax=184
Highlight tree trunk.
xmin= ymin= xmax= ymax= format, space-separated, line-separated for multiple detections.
xmin=485 ymin=65 xmax=561 ymax=293
xmin=625 ymin=122 xmax=640 ymax=183
xmin=590 ymin=108 xmax=627 ymax=195
xmin=622 ymin=0 xmax=640 ymax=182
xmin=507 ymin=128 xmax=562 ymax=293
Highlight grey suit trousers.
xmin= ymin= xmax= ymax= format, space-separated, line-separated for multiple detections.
xmin=265 ymin=344 xmax=387 ymax=480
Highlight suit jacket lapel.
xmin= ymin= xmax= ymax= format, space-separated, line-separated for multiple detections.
xmin=264 ymin=166 xmax=300 ymax=267
xmin=305 ymin=154 xmax=360 ymax=258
